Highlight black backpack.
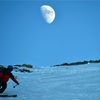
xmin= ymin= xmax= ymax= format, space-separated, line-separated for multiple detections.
xmin=0 ymin=65 xmax=7 ymax=74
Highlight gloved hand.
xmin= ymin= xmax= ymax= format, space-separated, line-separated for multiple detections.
xmin=17 ymin=82 xmax=19 ymax=85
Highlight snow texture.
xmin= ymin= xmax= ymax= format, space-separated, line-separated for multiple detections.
xmin=1 ymin=63 xmax=100 ymax=100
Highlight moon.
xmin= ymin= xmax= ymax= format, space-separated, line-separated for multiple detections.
xmin=40 ymin=5 xmax=55 ymax=24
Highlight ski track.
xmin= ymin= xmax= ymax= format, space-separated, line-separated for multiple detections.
xmin=1 ymin=63 xmax=100 ymax=100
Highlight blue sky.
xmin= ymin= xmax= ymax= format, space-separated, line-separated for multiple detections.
xmin=0 ymin=1 xmax=100 ymax=66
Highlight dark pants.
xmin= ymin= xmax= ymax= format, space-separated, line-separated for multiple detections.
xmin=0 ymin=82 xmax=7 ymax=93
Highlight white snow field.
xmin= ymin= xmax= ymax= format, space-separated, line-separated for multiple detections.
xmin=2 ymin=63 xmax=100 ymax=100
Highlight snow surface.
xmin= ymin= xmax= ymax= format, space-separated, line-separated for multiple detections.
xmin=1 ymin=63 xmax=100 ymax=100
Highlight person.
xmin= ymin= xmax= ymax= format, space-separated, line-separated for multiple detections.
xmin=0 ymin=65 xmax=19 ymax=93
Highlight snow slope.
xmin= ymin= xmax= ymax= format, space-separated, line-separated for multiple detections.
xmin=2 ymin=63 xmax=100 ymax=100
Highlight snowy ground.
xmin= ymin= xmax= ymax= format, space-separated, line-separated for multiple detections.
xmin=1 ymin=63 xmax=100 ymax=100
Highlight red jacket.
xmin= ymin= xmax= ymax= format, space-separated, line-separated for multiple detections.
xmin=0 ymin=69 xmax=18 ymax=84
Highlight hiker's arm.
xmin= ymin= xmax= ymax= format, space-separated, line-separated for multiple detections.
xmin=11 ymin=77 xmax=19 ymax=85
xmin=10 ymin=73 xmax=19 ymax=85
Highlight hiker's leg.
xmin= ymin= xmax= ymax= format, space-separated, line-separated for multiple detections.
xmin=0 ymin=82 xmax=7 ymax=93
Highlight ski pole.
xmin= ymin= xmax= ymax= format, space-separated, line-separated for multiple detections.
xmin=13 ymin=84 xmax=17 ymax=88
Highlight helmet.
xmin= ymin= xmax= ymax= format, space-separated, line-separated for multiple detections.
xmin=7 ymin=65 xmax=13 ymax=72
